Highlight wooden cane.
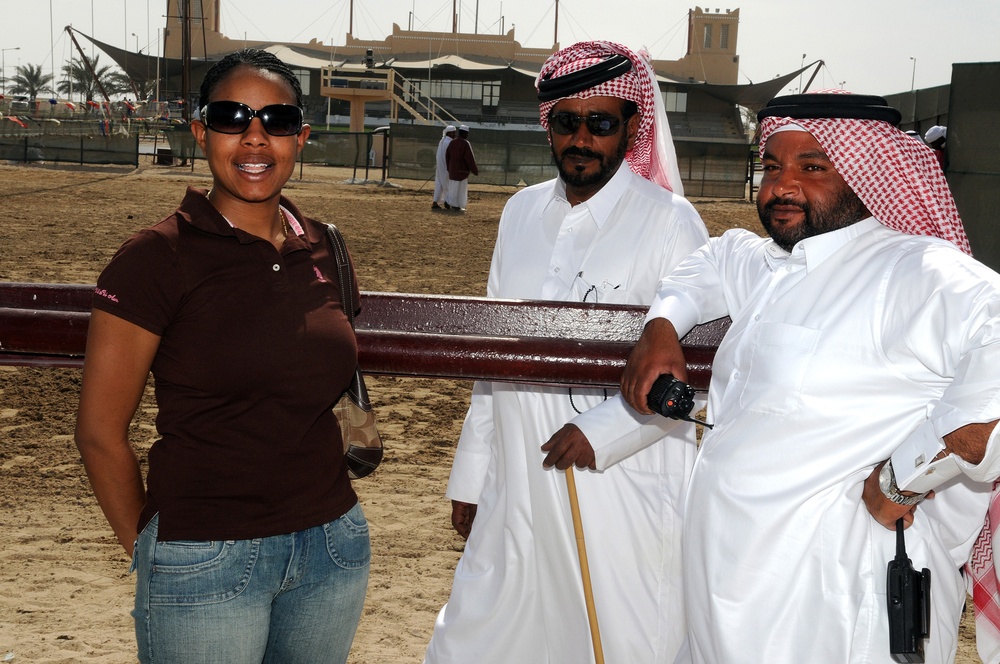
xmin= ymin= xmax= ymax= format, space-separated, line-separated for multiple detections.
xmin=565 ymin=466 xmax=606 ymax=664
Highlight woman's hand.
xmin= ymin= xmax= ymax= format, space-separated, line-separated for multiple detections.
xmin=75 ymin=310 xmax=160 ymax=556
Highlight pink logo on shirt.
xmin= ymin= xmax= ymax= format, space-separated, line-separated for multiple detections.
xmin=94 ymin=287 xmax=119 ymax=303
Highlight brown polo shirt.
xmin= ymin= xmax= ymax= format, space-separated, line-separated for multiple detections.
xmin=93 ymin=187 xmax=360 ymax=541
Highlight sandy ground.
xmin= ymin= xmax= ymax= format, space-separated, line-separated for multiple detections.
xmin=0 ymin=160 xmax=980 ymax=662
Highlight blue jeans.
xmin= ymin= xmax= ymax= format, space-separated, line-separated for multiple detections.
xmin=132 ymin=502 xmax=370 ymax=664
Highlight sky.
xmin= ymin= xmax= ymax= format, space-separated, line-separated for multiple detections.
xmin=0 ymin=0 xmax=997 ymax=97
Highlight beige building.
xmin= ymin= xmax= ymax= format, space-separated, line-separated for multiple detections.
xmin=119 ymin=2 xmax=797 ymax=196
xmin=164 ymin=1 xmax=740 ymax=85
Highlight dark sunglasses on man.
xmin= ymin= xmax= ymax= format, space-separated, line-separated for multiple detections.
xmin=548 ymin=111 xmax=625 ymax=137
xmin=199 ymin=101 xmax=304 ymax=137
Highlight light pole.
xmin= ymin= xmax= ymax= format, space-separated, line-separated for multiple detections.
xmin=1 ymin=46 xmax=20 ymax=96
xmin=798 ymin=53 xmax=806 ymax=94
xmin=132 ymin=33 xmax=141 ymax=53
xmin=909 ymin=56 xmax=916 ymax=91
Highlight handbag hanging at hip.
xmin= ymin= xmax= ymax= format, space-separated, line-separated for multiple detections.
xmin=327 ymin=224 xmax=384 ymax=480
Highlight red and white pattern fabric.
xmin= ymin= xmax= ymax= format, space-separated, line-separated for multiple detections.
xmin=969 ymin=482 xmax=1000 ymax=663
xmin=536 ymin=41 xmax=684 ymax=196
xmin=757 ymin=93 xmax=971 ymax=256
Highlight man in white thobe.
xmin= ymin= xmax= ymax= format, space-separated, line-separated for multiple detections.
xmin=432 ymin=125 xmax=456 ymax=210
xmin=618 ymin=92 xmax=1000 ymax=663
xmin=424 ymin=41 xmax=708 ymax=664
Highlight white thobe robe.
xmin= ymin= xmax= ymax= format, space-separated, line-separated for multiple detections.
xmin=424 ymin=164 xmax=709 ymax=664
xmin=433 ymin=135 xmax=452 ymax=204
xmin=447 ymin=178 xmax=469 ymax=210
xmin=646 ymin=219 xmax=1000 ymax=663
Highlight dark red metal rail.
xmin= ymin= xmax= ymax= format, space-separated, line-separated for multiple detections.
xmin=0 ymin=282 xmax=728 ymax=389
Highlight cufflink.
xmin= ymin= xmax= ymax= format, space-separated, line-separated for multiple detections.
xmin=891 ymin=421 xmax=962 ymax=494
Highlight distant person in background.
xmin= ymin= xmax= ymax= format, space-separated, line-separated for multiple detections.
xmin=444 ymin=124 xmax=479 ymax=212
xmin=925 ymin=124 xmax=947 ymax=169
xmin=432 ymin=125 xmax=457 ymax=210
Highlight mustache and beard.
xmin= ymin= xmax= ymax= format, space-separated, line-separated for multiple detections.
xmin=758 ymin=185 xmax=870 ymax=252
xmin=552 ymin=130 xmax=630 ymax=190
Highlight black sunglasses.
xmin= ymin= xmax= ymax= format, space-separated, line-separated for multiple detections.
xmin=200 ymin=101 xmax=304 ymax=137
xmin=548 ymin=111 xmax=624 ymax=137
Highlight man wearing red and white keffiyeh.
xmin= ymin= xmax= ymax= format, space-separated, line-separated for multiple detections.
xmin=425 ymin=40 xmax=708 ymax=664
xmin=756 ymin=91 xmax=970 ymax=255
xmin=536 ymin=40 xmax=684 ymax=195
xmin=617 ymin=91 xmax=1000 ymax=663
xmin=759 ymin=94 xmax=1000 ymax=664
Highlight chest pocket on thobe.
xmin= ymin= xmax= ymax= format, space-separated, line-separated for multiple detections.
xmin=739 ymin=321 xmax=820 ymax=417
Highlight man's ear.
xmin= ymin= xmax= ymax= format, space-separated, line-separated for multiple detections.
xmin=625 ymin=113 xmax=640 ymax=151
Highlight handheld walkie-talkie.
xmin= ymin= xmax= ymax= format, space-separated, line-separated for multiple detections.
xmin=645 ymin=374 xmax=712 ymax=428
xmin=886 ymin=518 xmax=931 ymax=662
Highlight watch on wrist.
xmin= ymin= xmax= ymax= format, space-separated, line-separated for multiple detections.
xmin=878 ymin=460 xmax=927 ymax=506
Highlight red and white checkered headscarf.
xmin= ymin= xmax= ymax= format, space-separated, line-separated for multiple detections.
xmin=758 ymin=90 xmax=971 ymax=255
xmin=536 ymin=41 xmax=684 ymax=196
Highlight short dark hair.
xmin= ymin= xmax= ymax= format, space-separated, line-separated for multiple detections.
xmin=198 ymin=48 xmax=303 ymax=109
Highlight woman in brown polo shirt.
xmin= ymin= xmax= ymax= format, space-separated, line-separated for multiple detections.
xmin=75 ymin=49 xmax=369 ymax=663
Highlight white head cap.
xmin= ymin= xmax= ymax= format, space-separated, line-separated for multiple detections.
xmin=924 ymin=125 xmax=946 ymax=143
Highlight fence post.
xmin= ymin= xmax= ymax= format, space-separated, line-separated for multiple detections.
xmin=380 ymin=130 xmax=388 ymax=184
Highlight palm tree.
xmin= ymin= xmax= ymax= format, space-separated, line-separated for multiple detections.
xmin=8 ymin=63 xmax=53 ymax=102
xmin=57 ymin=55 xmax=125 ymax=103
xmin=107 ymin=70 xmax=151 ymax=101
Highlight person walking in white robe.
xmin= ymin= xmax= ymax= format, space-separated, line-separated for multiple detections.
xmin=432 ymin=126 xmax=455 ymax=210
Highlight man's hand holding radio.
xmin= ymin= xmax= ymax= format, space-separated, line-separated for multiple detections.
xmin=622 ymin=318 xmax=688 ymax=415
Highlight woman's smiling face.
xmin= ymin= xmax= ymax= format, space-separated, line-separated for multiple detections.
xmin=190 ymin=65 xmax=310 ymax=215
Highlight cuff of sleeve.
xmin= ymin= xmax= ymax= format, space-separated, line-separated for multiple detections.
xmin=891 ymin=419 xmax=962 ymax=493
xmin=445 ymin=447 xmax=490 ymax=504
xmin=572 ymin=394 xmax=681 ymax=470
xmin=953 ymin=421 xmax=1000 ymax=483
xmin=643 ymin=293 xmax=699 ymax=338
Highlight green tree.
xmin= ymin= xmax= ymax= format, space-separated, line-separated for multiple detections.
xmin=57 ymin=55 xmax=126 ymax=103
xmin=8 ymin=63 xmax=53 ymax=102
xmin=106 ymin=70 xmax=152 ymax=101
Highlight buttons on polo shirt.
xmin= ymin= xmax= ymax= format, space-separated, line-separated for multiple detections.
xmin=272 ymin=264 xmax=281 ymax=272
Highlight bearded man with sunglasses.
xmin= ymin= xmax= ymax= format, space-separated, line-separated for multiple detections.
xmin=424 ymin=42 xmax=708 ymax=664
